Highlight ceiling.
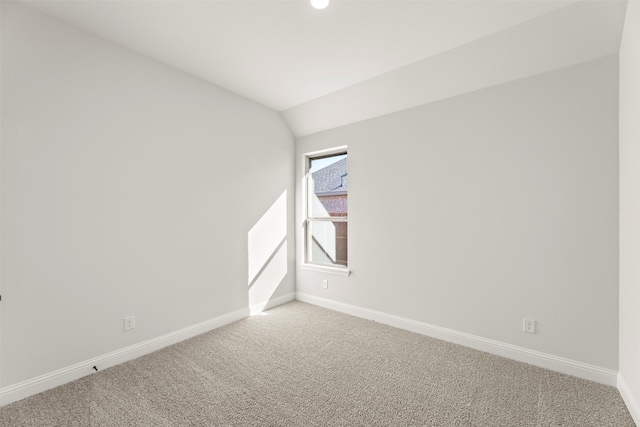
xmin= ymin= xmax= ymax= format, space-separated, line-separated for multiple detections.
xmin=22 ymin=0 xmax=628 ymax=137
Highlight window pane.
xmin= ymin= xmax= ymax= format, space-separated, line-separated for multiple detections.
xmin=309 ymin=154 xmax=347 ymax=218
xmin=307 ymin=220 xmax=348 ymax=266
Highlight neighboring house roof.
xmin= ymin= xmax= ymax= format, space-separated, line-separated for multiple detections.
xmin=312 ymin=158 xmax=347 ymax=195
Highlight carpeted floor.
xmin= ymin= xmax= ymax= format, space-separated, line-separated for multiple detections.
xmin=0 ymin=301 xmax=635 ymax=426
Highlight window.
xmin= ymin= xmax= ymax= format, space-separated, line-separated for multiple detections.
xmin=305 ymin=151 xmax=348 ymax=269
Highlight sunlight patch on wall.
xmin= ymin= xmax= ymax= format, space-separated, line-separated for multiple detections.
xmin=248 ymin=191 xmax=287 ymax=315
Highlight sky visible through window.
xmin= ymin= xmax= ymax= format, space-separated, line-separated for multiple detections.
xmin=311 ymin=153 xmax=347 ymax=172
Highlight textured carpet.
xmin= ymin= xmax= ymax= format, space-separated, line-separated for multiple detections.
xmin=0 ymin=301 xmax=634 ymax=426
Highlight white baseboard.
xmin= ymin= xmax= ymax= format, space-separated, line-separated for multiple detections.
xmin=618 ymin=373 xmax=640 ymax=425
xmin=249 ymin=292 xmax=296 ymax=316
xmin=296 ymin=292 xmax=618 ymax=387
xmin=0 ymin=307 xmax=249 ymax=407
xmin=1 ymin=293 xmax=622 ymax=410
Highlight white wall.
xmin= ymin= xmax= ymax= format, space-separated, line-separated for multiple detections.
xmin=296 ymin=56 xmax=619 ymax=375
xmin=1 ymin=1 xmax=294 ymax=392
xmin=618 ymin=0 xmax=640 ymax=422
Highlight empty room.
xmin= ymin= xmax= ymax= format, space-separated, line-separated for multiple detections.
xmin=1 ymin=0 xmax=639 ymax=425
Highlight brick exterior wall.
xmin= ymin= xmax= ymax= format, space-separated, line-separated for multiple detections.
xmin=319 ymin=194 xmax=347 ymax=265
xmin=318 ymin=195 xmax=347 ymax=216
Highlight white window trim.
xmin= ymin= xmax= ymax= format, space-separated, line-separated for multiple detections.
xmin=302 ymin=146 xmax=350 ymax=276
xmin=300 ymin=262 xmax=351 ymax=276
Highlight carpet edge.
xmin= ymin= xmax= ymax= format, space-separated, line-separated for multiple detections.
xmin=0 ymin=306 xmax=249 ymax=407
xmin=295 ymin=292 xmax=618 ymax=387
xmin=618 ymin=373 xmax=640 ymax=425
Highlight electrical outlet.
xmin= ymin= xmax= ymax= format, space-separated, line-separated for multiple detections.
xmin=124 ymin=316 xmax=135 ymax=331
xmin=523 ymin=318 xmax=535 ymax=334
xmin=322 ymin=279 xmax=328 ymax=289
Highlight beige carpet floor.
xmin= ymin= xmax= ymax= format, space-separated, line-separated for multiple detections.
xmin=0 ymin=301 xmax=635 ymax=426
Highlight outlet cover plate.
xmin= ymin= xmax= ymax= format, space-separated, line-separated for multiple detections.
xmin=523 ymin=318 xmax=535 ymax=334
xmin=124 ymin=316 xmax=135 ymax=331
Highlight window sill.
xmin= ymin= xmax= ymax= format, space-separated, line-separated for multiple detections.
xmin=300 ymin=263 xmax=351 ymax=277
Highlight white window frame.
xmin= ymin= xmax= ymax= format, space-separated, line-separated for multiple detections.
xmin=302 ymin=147 xmax=350 ymax=277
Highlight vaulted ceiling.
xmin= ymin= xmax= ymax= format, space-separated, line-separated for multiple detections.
xmin=23 ymin=0 xmax=628 ymax=137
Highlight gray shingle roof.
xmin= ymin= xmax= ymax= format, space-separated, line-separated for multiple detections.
xmin=312 ymin=157 xmax=347 ymax=195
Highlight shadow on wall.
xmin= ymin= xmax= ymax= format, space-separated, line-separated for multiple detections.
xmin=247 ymin=191 xmax=288 ymax=315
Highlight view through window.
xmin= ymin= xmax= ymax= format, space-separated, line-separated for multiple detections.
xmin=306 ymin=152 xmax=348 ymax=267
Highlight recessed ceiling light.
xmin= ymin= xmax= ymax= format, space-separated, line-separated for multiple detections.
xmin=310 ymin=0 xmax=329 ymax=10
